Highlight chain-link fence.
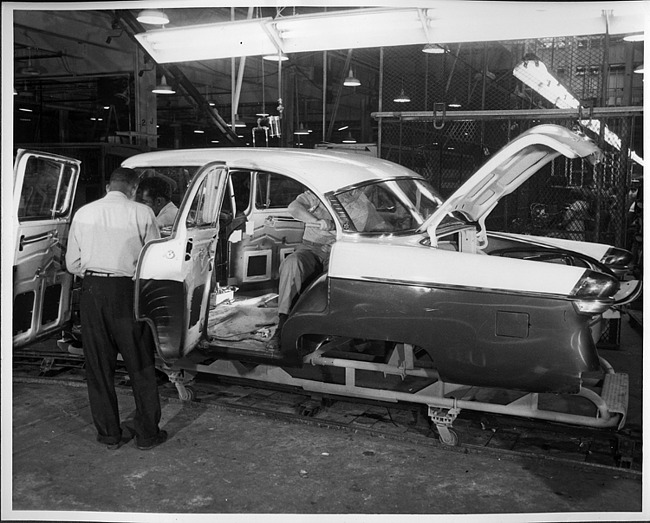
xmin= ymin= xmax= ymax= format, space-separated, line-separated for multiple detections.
xmin=376 ymin=37 xmax=643 ymax=254
xmin=379 ymin=113 xmax=641 ymax=251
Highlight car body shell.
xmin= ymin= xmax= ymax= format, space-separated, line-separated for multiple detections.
xmin=122 ymin=125 xmax=640 ymax=396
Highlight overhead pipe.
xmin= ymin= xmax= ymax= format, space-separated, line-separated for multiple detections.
xmin=326 ymin=48 xmax=353 ymax=141
xmin=231 ymin=7 xmax=255 ymax=129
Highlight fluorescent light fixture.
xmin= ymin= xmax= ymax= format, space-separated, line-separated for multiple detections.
xmin=580 ymin=119 xmax=644 ymax=166
xmin=342 ymin=131 xmax=357 ymax=144
xmin=211 ymin=140 xmax=220 ymax=144
xmin=152 ymin=75 xmax=175 ymax=94
xmin=624 ymin=33 xmax=644 ymax=42
xmin=18 ymin=107 xmax=32 ymax=112
xmin=394 ymin=88 xmax=411 ymax=103
xmin=513 ymin=58 xmax=580 ymax=109
xmin=263 ymin=51 xmax=289 ymax=62
xmin=634 ymin=64 xmax=644 ymax=74
xmin=135 ymin=18 xmax=277 ymax=63
xmin=137 ymin=9 xmax=169 ymax=26
xmin=338 ymin=125 xmax=349 ymax=131
xmin=194 ymin=129 xmax=205 ymax=134
xmin=448 ymin=100 xmax=462 ymax=108
xmin=422 ymin=43 xmax=446 ymax=54
xmin=343 ymin=69 xmax=361 ymax=87
xmin=273 ymin=8 xmax=430 ymax=53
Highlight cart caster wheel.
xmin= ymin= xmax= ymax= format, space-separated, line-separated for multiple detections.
xmin=178 ymin=386 xmax=196 ymax=402
xmin=438 ymin=428 xmax=459 ymax=447
xmin=298 ymin=401 xmax=320 ymax=417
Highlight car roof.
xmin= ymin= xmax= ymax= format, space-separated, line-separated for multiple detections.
xmin=122 ymin=147 xmax=423 ymax=194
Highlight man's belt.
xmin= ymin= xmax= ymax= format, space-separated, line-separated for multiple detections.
xmin=85 ymin=270 xmax=120 ymax=277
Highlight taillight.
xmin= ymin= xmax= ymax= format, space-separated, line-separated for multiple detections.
xmin=601 ymin=247 xmax=633 ymax=268
xmin=570 ymin=270 xmax=618 ymax=314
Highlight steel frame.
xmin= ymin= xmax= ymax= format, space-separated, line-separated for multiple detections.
xmin=163 ymin=341 xmax=629 ymax=445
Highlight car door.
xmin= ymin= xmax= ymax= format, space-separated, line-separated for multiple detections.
xmin=135 ymin=162 xmax=228 ymax=362
xmin=13 ymin=149 xmax=81 ymax=348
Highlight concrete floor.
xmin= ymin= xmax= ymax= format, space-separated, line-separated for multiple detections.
xmin=5 ymin=314 xmax=646 ymax=521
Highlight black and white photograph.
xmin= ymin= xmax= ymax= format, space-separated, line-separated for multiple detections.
xmin=2 ymin=1 xmax=647 ymax=522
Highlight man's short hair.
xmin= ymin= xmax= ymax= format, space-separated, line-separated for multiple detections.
xmin=139 ymin=176 xmax=172 ymax=202
xmin=109 ymin=167 xmax=139 ymax=187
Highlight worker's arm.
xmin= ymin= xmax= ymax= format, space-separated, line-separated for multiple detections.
xmin=288 ymin=193 xmax=332 ymax=231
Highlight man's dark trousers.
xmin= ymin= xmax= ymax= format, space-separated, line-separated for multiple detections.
xmin=80 ymin=275 xmax=162 ymax=446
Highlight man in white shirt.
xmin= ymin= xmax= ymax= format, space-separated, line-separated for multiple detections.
xmin=66 ymin=167 xmax=167 ymax=450
xmin=138 ymin=176 xmax=179 ymax=229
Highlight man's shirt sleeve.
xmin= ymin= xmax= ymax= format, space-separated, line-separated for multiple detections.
xmin=142 ymin=207 xmax=161 ymax=244
xmin=64 ymin=219 xmax=83 ymax=276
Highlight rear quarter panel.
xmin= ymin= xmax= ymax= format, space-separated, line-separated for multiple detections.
xmin=287 ymin=240 xmax=601 ymax=393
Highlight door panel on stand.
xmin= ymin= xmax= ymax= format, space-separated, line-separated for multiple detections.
xmin=13 ymin=150 xmax=80 ymax=348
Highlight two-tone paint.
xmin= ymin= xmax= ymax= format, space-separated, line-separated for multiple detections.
xmin=126 ymin=125 xmax=638 ymax=399
xmin=283 ymin=240 xmax=609 ymax=393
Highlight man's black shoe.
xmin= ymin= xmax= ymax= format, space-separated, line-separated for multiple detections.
xmin=135 ymin=430 xmax=168 ymax=450
xmin=105 ymin=428 xmax=135 ymax=450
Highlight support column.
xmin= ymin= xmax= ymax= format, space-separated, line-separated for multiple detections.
xmin=135 ymin=48 xmax=157 ymax=148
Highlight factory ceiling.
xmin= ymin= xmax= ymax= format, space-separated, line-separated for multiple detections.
xmin=9 ymin=3 xmax=646 ymax=148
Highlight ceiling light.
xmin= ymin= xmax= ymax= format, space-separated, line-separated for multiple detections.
xmin=338 ymin=125 xmax=349 ymax=131
xmin=624 ymin=33 xmax=644 ymax=42
xmin=422 ymin=44 xmax=446 ymax=54
xmin=294 ymin=123 xmax=311 ymax=135
xmin=137 ymin=9 xmax=169 ymax=26
xmin=152 ymin=75 xmax=175 ymax=94
xmin=393 ymin=88 xmax=411 ymax=103
xmin=137 ymin=18 xmax=276 ymax=63
xmin=263 ymin=51 xmax=289 ymax=62
xmin=19 ymin=63 xmax=40 ymax=76
xmin=342 ymin=131 xmax=357 ymax=144
xmin=634 ymin=64 xmax=644 ymax=74
xmin=194 ymin=129 xmax=204 ymax=134
xmin=513 ymin=56 xmax=580 ymax=109
xmin=448 ymin=100 xmax=462 ymax=108
xmin=580 ymin=119 xmax=644 ymax=166
xmin=274 ymin=8 xmax=429 ymax=53
xmin=343 ymin=69 xmax=361 ymax=87
xmin=233 ymin=115 xmax=246 ymax=128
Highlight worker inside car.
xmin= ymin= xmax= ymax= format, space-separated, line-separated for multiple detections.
xmin=267 ymin=187 xmax=385 ymax=351
xmin=138 ymin=176 xmax=179 ymax=229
